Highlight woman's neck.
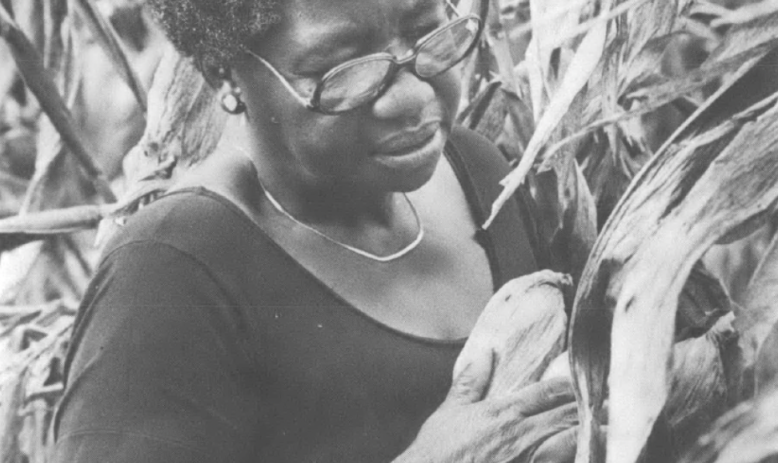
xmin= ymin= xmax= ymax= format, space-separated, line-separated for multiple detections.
xmin=257 ymin=167 xmax=400 ymax=229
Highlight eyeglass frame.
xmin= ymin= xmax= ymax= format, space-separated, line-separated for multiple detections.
xmin=243 ymin=9 xmax=485 ymax=115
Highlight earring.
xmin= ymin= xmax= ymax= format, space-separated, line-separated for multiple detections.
xmin=216 ymin=68 xmax=246 ymax=115
xmin=220 ymin=89 xmax=246 ymax=115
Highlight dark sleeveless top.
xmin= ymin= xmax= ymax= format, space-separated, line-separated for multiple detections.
xmin=52 ymin=127 xmax=538 ymax=463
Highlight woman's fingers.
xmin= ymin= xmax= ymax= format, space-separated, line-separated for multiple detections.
xmin=506 ymin=377 xmax=577 ymax=416
xmin=531 ymin=426 xmax=578 ymax=463
xmin=445 ymin=349 xmax=495 ymax=406
xmin=503 ymin=403 xmax=579 ymax=463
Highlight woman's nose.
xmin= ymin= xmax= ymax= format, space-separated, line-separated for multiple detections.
xmin=370 ymin=68 xmax=436 ymax=121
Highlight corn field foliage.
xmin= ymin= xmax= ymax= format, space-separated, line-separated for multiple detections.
xmin=1 ymin=0 xmax=778 ymax=462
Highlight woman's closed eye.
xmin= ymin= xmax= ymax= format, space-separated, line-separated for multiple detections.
xmin=407 ymin=21 xmax=444 ymax=44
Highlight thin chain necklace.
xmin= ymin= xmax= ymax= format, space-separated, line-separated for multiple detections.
xmin=261 ymin=184 xmax=425 ymax=263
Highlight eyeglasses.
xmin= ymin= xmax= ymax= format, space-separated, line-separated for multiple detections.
xmin=244 ymin=4 xmax=484 ymax=114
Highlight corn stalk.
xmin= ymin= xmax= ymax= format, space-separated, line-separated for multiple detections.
xmin=0 ymin=2 xmax=115 ymax=203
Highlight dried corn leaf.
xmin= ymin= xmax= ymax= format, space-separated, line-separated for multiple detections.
xmin=526 ymin=0 xmax=583 ymax=118
xmin=7 ymin=0 xmax=45 ymax=56
xmin=0 ymin=319 xmax=73 ymax=383
xmin=21 ymin=120 xmax=80 ymax=214
xmin=0 ymin=205 xmax=107 ymax=251
xmin=457 ymin=80 xmax=508 ymax=141
xmin=484 ymin=3 xmax=611 ymax=229
xmin=570 ymin=48 xmax=778 ymax=463
xmin=0 ymin=242 xmax=45 ymax=304
xmin=0 ymin=370 xmax=25 ymax=463
xmin=755 ymin=320 xmax=778 ymax=395
xmin=0 ymin=41 xmax=16 ymax=105
xmin=677 ymin=386 xmax=778 ymax=463
xmin=623 ymin=0 xmax=678 ymax=69
xmin=70 ymin=0 xmax=147 ymax=112
xmin=530 ymin=155 xmax=597 ymax=284
xmin=0 ymin=3 xmax=115 ymax=203
xmin=736 ymin=231 xmax=778 ymax=370
xmin=624 ymin=38 xmax=778 ymax=109
xmin=676 ymin=262 xmax=732 ymax=341
xmin=620 ymin=32 xmax=679 ymax=94
xmin=41 ymin=0 xmax=68 ymax=71
xmin=666 ymin=316 xmax=736 ymax=452
xmin=485 ymin=0 xmax=520 ymax=102
xmin=0 ymin=177 xmax=171 ymax=253
xmin=0 ymin=171 xmax=27 ymax=218
xmin=693 ymin=0 xmax=778 ymax=29
xmin=123 ymin=42 xmax=225 ymax=185
xmin=454 ymin=270 xmax=571 ymax=397
xmin=542 ymin=8 xmax=778 ymax=178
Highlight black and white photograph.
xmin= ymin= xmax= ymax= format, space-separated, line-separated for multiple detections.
xmin=1 ymin=0 xmax=777 ymax=462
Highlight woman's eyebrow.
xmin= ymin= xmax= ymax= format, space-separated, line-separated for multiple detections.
xmin=401 ymin=0 xmax=443 ymax=20
xmin=291 ymin=22 xmax=366 ymax=66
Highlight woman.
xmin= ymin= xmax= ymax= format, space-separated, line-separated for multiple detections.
xmin=52 ymin=0 xmax=579 ymax=461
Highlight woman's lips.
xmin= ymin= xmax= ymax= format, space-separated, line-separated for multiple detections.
xmin=371 ymin=126 xmax=444 ymax=171
xmin=373 ymin=122 xmax=441 ymax=156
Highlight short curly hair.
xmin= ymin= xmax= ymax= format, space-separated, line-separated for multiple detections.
xmin=145 ymin=0 xmax=281 ymax=70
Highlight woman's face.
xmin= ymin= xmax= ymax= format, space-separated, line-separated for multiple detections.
xmin=232 ymin=0 xmax=462 ymax=194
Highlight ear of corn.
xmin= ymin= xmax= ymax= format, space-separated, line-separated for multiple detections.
xmin=455 ymin=270 xmax=572 ymax=397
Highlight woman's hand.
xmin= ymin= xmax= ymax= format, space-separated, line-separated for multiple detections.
xmin=395 ymin=350 xmax=579 ymax=463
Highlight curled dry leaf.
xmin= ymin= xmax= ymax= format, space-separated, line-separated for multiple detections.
xmin=454 ymin=270 xmax=571 ymax=398
xmin=123 ymin=42 xmax=225 ymax=185
xmin=570 ymin=47 xmax=778 ymax=463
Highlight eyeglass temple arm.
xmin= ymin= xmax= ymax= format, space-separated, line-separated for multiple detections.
xmin=446 ymin=0 xmax=459 ymax=15
xmin=245 ymin=49 xmax=314 ymax=109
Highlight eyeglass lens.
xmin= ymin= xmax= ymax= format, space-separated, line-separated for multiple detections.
xmin=317 ymin=16 xmax=481 ymax=113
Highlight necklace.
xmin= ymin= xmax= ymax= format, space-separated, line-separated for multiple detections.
xmin=261 ymin=185 xmax=425 ymax=263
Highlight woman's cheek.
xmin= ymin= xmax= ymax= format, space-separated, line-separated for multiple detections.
xmin=434 ymin=69 xmax=463 ymax=127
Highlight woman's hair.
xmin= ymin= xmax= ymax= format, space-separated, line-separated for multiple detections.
xmin=145 ymin=0 xmax=281 ymax=70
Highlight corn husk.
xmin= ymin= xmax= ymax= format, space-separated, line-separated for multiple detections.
xmin=454 ymin=270 xmax=572 ymax=397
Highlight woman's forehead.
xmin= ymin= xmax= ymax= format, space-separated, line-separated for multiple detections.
xmin=257 ymin=0 xmax=445 ymax=59
xmin=282 ymin=0 xmax=443 ymax=35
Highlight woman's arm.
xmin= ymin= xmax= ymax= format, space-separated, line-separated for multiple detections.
xmin=53 ymin=241 xmax=260 ymax=463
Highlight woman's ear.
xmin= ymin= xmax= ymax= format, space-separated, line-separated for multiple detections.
xmin=201 ymin=61 xmax=230 ymax=89
xmin=204 ymin=65 xmax=247 ymax=115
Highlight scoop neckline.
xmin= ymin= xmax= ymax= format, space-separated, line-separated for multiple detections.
xmin=164 ymin=143 xmax=499 ymax=348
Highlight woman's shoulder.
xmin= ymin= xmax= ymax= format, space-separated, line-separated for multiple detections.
xmin=100 ymin=187 xmax=258 ymax=269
